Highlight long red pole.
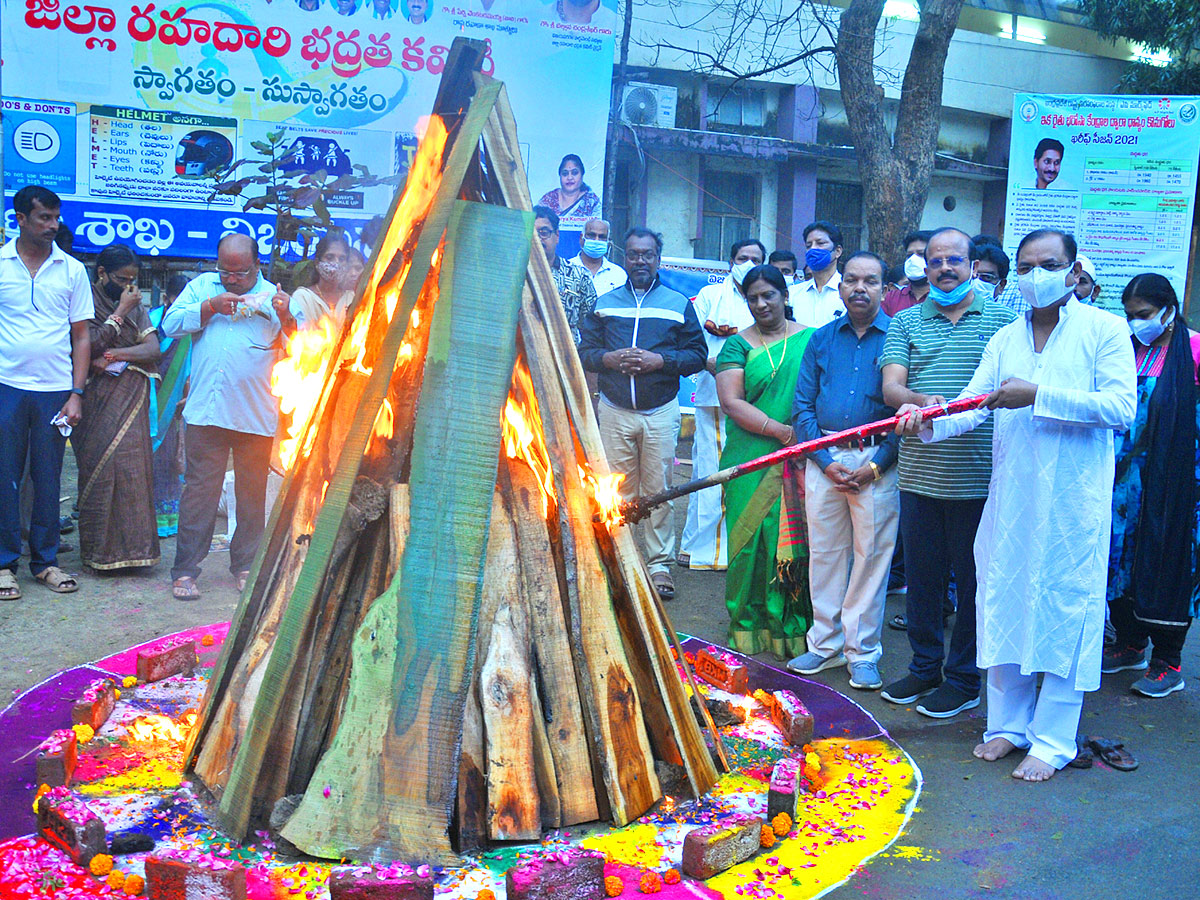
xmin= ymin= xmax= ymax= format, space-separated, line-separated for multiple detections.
xmin=606 ymin=395 xmax=989 ymax=524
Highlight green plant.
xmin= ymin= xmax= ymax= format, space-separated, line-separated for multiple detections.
xmin=206 ymin=130 xmax=402 ymax=287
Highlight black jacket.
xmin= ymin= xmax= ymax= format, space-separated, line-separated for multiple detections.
xmin=578 ymin=277 xmax=707 ymax=411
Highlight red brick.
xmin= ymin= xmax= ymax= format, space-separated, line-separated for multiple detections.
xmin=767 ymin=757 xmax=804 ymax=821
xmin=695 ymin=646 xmax=749 ymax=694
xmin=72 ymin=678 xmax=118 ymax=731
xmin=681 ymin=814 xmax=761 ymax=880
xmin=35 ymin=728 xmax=78 ymax=788
xmin=505 ymin=849 xmax=605 ymax=900
xmin=136 ymin=639 xmax=198 ymax=683
xmin=145 ymin=855 xmax=247 ymax=900
xmin=36 ymin=786 xmax=106 ymax=866
xmin=769 ymin=690 xmax=814 ymax=747
xmin=328 ymin=871 xmax=435 ymax=899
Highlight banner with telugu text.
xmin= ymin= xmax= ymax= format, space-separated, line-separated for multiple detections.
xmin=1004 ymin=94 xmax=1200 ymax=305
xmin=2 ymin=0 xmax=616 ymax=261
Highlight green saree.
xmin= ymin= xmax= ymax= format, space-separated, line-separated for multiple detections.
xmin=716 ymin=328 xmax=813 ymax=658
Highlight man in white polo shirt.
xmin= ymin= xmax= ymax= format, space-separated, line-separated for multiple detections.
xmin=0 ymin=185 xmax=93 ymax=600
xmin=569 ymin=217 xmax=628 ymax=296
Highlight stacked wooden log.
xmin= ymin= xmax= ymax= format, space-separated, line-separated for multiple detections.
xmin=186 ymin=40 xmax=718 ymax=865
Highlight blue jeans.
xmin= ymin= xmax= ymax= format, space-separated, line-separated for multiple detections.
xmin=900 ymin=491 xmax=985 ymax=696
xmin=0 ymin=383 xmax=69 ymax=576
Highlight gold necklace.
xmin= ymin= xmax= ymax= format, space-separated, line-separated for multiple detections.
xmin=761 ymin=331 xmax=788 ymax=378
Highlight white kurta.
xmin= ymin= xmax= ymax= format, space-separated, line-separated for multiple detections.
xmin=681 ymin=276 xmax=755 ymax=568
xmin=922 ymin=299 xmax=1136 ymax=691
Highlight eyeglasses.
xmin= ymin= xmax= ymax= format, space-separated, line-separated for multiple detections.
xmin=976 ymin=273 xmax=1001 ymax=285
xmin=109 ymin=273 xmax=138 ymax=287
xmin=927 ymin=256 xmax=969 ymax=269
xmin=626 ymin=251 xmax=658 ymax=262
xmin=1014 ymin=260 xmax=1071 ymax=276
xmin=218 ymin=267 xmax=255 ymax=279
xmin=535 ymin=227 xmax=556 ymax=238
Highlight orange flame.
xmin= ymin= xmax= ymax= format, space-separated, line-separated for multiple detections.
xmin=579 ymin=466 xmax=626 ymax=531
xmin=273 ymin=318 xmax=339 ymax=468
xmin=502 ymin=359 xmax=556 ymax=517
xmin=125 ymin=710 xmax=199 ymax=745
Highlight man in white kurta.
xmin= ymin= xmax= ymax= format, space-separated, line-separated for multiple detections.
xmin=899 ymin=229 xmax=1136 ymax=782
xmin=679 ymin=241 xmax=759 ymax=569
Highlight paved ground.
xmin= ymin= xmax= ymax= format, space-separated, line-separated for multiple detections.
xmin=1 ymin=450 xmax=1198 ymax=897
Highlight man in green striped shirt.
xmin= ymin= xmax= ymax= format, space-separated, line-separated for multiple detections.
xmin=877 ymin=228 xmax=1017 ymax=718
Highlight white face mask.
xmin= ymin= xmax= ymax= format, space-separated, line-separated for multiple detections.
xmin=1018 ymin=266 xmax=1074 ymax=309
xmin=972 ymin=278 xmax=996 ymax=300
xmin=1129 ymin=308 xmax=1174 ymax=346
xmin=903 ymin=253 xmax=927 ymax=282
xmin=731 ymin=260 xmax=756 ymax=285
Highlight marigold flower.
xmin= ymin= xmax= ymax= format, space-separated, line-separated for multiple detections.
xmin=89 ymin=854 xmax=114 ymax=877
xmin=107 ymin=870 xmax=126 ymax=890
xmin=123 ymin=676 xmax=138 ymax=688
xmin=33 ymin=784 xmax=51 ymax=814
xmin=759 ymin=825 xmax=776 ymax=849
xmin=605 ymin=875 xmax=625 ymax=897
xmin=638 ymin=872 xmax=662 ymax=894
xmin=72 ymin=723 xmax=95 ymax=743
xmin=663 ymin=869 xmax=680 ymax=885
xmin=201 ymin=634 xmax=215 ymax=647
xmin=771 ymin=812 xmax=792 ymax=836
xmin=477 ymin=890 xmax=496 ymax=900
xmin=123 ymin=874 xmax=145 ymax=895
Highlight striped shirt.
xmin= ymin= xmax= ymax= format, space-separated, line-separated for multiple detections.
xmin=880 ymin=292 xmax=1018 ymax=498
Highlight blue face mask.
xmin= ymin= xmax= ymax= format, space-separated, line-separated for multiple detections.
xmin=928 ymin=279 xmax=973 ymax=307
xmin=581 ymin=239 xmax=609 ymax=259
xmin=805 ymin=247 xmax=833 ymax=273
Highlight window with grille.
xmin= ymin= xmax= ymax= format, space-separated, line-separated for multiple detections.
xmin=814 ymin=181 xmax=863 ymax=254
xmin=700 ymin=170 xmax=757 ymax=260
xmin=705 ymin=87 xmax=765 ymax=129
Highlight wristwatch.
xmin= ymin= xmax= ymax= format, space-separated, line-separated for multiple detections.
xmin=70 ymin=388 xmax=85 ymax=397
xmin=868 ymin=461 xmax=882 ymax=481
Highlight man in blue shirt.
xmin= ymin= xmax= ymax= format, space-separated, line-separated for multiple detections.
xmin=788 ymin=251 xmax=900 ymax=691
xmin=161 ymin=233 xmax=289 ymax=600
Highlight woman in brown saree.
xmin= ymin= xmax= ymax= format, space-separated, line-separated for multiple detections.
xmin=73 ymin=244 xmax=162 ymax=570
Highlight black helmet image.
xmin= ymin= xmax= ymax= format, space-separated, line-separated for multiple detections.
xmin=175 ymin=130 xmax=234 ymax=177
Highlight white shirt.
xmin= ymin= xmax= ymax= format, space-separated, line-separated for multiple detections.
xmin=788 ymin=270 xmax=844 ymax=329
xmin=922 ymin=299 xmax=1136 ymax=691
xmin=0 ymin=238 xmax=93 ymax=391
xmin=690 ymin=275 xmax=755 ymax=407
xmin=569 ymin=254 xmax=627 ymax=297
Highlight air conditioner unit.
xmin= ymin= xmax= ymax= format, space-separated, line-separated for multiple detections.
xmin=620 ymin=82 xmax=677 ymax=128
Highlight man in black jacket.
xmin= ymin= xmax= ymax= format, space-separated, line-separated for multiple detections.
xmin=579 ymin=227 xmax=707 ymax=599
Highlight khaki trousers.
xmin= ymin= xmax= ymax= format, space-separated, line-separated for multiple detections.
xmin=599 ymin=399 xmax=680 ymax=574
xmin=804 ymin=446 xmax=899 ymax=664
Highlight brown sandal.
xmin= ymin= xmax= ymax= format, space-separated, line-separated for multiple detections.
xmin=651 ymin=571 xmax=675 ymax=600
xmin=0 ymin=568 xmax=20 ymax=601
xmin=172 ymin=576 xmax=200 ymax=601
xmin=34 ymin=566 xmax=77 ymax=593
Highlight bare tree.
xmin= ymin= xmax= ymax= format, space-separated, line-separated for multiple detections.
xmin=625 ymin=0 xmax=967 ymax=256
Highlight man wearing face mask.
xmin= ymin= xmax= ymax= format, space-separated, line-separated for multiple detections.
xmin=883 ymin=231 xmax=933 ymax=317
xmin=879 ymin=228 xmax=1017 ymax=719
xmin=570 ymin=218 xmax=628 ymax=297
xmin=1073 ymin=255 xmax=1101 ymax=304
xmin=972 ymin=243 xmax=1010 ymax=303
xmin=768 ymin=250 xmax=799 ymax=283
xmin=680 ymin=238 xmax=763 ymax=570
xmin=789 ymin=221 xmax=844 ymax=328
xmin=894 ymin=228 xmax=1136 ymax=781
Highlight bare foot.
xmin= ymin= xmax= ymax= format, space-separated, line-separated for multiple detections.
xmin=1011 ymin=753 xmax=1056 ymax=782
xmin=973 ymin=737 xmax=1018 ymax=761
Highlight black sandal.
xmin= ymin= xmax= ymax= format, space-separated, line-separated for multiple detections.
xmin=1067 ymin=735 xmax=1093 ymax=769
xmin=1086 ymin=737 xmax=1138 ymax=772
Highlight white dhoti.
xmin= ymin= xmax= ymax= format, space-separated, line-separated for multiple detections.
xmin=983 ymin=643 xmax=1085 ymax=771
xmin=680 ymin=405 xmax=727 ymax=569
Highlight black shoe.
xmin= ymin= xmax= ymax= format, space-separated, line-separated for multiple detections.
xmin=916 ymin=683 xmax=980 ymax=719
xmin=1101 ymin=645 xmax=1148 ymax=674
xmin=880 ymin=673 xmax=941 ymax=705
xmin=59 ymin=516 xmax=75 ymax=535
xmin=887 ymin=613 xmax=908 ymax=632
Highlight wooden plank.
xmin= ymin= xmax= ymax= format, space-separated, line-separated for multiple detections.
xmin=209 ymin=82 xmax=508 ymax=842
xmin=503 ymin=451 xmax=597 ymax=826
xmin=281 ymin=199 xmax=532 ymax=863
xmin=516 ymin=303 xmax=660 ymax=826
xmin=477 ymin=491 xmax=541 ymax=840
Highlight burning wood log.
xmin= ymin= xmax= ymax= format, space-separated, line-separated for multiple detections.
xmin=189 ymin=39 xmax=718 ymax=864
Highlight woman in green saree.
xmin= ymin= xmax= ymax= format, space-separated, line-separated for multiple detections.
xmin=715 ymin=264 xmax=813 ymax=658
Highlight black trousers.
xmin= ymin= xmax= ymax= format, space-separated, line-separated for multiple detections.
xmin=1109 ymin=592 xmax=1191 ymax=669
xmin=172 ymin=424 xmax=272 ymax=581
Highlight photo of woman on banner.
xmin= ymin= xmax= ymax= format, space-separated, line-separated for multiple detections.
xmin=538 ymin=153 xmax=602 ymax=220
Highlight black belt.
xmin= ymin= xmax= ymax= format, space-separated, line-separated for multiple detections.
xmin=824 ymin=433 xmax=887 ymax=449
